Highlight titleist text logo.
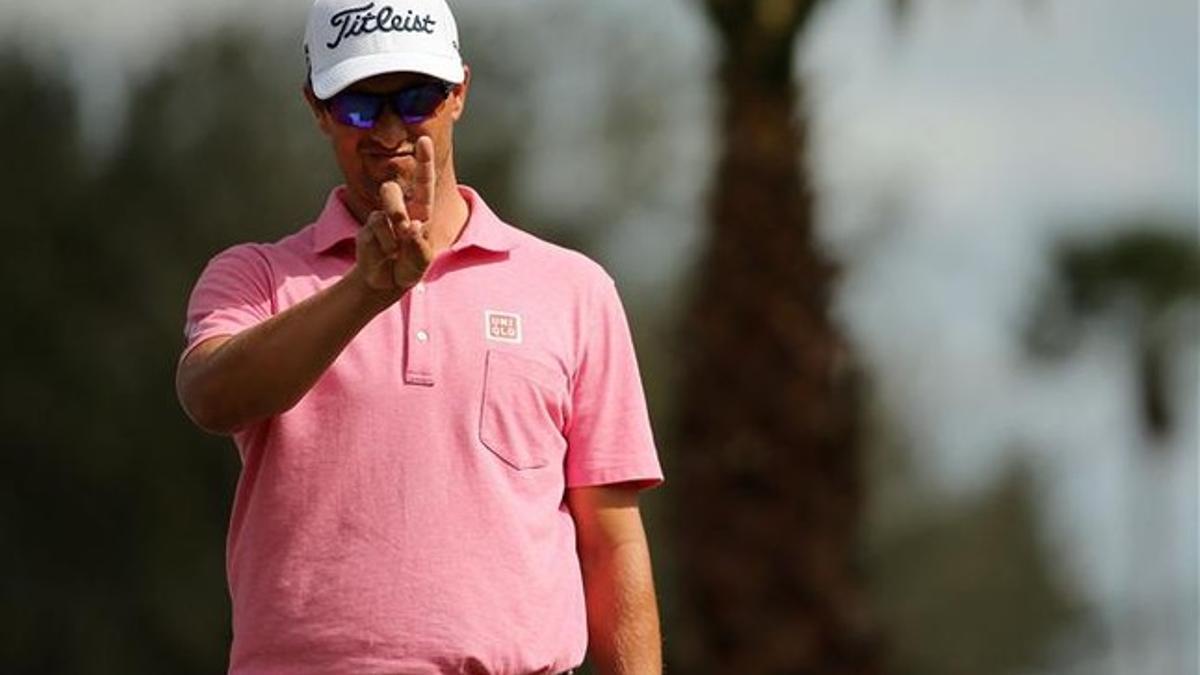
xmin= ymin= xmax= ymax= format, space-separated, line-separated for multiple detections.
xmin=327 ymin=3 xmax=437 ymax=49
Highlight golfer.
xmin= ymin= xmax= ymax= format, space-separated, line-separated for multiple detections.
xmin=175 ymin=1 xmax=664 ymax=673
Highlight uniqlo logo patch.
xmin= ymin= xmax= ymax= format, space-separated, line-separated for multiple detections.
xmin=485 ymin=310 xmax=523 ymax=344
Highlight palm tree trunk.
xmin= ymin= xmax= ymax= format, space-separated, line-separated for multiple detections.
xmin=671 ymin=3 xmax=882 ymax=672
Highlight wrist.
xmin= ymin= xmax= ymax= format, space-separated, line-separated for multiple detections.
xmin=342 ymin=269 xmax=408 ymax=314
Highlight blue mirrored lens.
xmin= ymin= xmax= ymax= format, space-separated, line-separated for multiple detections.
xmin=328 ymin=92 xmax=384 ymax=129
xmin=393 ymin=84 xmax=450 ymax=124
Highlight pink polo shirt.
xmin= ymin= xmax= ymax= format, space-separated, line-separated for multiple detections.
xmin=182 ymin=186 xmax=663 ymax=675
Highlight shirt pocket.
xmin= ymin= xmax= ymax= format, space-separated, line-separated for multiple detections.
xmin=479 ymin=350 xmax=569 ymax=470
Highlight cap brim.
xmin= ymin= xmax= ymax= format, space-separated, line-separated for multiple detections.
xmin=311 ymin=52 xmax=465 ymax=99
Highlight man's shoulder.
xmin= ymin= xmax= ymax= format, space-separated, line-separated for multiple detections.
xmin=500 ymin=224 xmax=614 ymax=290
xmin=463 ymin=185 xmax=612 ymax=288
xmin=203 ymin=223 xmax=321 ymax=269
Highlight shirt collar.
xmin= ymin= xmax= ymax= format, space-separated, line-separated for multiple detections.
xmin=451 ymin=185 xmax=519 ymax=254
xmin=311 ymin=184 xmax=519 ymax=256
xmin=310 ymin=186 xmax=360 ymax=255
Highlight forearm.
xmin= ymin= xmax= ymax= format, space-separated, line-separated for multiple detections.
xmin=178 ymin=272 xmax=402 ymax=433
xmin=580 ymin=536 xmax=663 ymax=675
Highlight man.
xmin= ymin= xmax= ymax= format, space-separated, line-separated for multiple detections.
xmin=175 ymin=1 xmax=664 ymax=673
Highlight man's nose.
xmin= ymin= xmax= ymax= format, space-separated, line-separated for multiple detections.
xmin=368 ymin=103 xmax=411 ymax=147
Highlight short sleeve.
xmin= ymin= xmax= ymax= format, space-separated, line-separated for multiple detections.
xmin=181 ymin=244 xmax=275 ymax=361
xmin=564 ymin=275 xmax=663 ymax=491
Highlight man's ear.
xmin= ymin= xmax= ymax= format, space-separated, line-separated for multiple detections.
xmin=302 ymin=83 xmax=333 ymax=136
xmin=449 ymin=64 xmax=471 ymax=122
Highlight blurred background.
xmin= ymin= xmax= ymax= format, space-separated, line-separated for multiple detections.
xmin=1 ymin=0 xmax=1195 ymax=673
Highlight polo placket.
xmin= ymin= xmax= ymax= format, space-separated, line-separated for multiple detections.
xmin=404 ymin=279 xmax=435 ymax=386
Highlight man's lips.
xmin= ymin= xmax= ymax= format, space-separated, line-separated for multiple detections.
xmin=363 ymin=146 xmax=415 ymax=159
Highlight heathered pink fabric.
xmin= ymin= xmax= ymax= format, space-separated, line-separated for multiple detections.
xmin=182 ymin=186 xmax=663 ymax=675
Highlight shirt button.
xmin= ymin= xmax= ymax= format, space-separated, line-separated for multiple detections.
xmin=414 ymin=283 xmax=425 ymax=294
xmin=415 ymin=330 xmax=429 ymax=343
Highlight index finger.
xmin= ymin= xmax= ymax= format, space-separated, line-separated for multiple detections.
xmin=408 ymin=135 xmax=436 ymax=223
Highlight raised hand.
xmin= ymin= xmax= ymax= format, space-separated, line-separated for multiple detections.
xmin=353 ymin=135 xmax=438 ymax=295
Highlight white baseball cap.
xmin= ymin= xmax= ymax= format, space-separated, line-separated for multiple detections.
xmin=305 ymin=0 xmax=465 ymax=100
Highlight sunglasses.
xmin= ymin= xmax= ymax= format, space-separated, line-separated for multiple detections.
xmin=325 ymin=81 xmax=454 ymax=129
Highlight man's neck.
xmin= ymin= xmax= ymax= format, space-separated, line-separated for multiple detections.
xmin=423 ymin=178 xmax=470 ymax=256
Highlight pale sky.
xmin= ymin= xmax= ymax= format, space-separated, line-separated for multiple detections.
xmin=4 ymin=0 xmax=1195 ymax=672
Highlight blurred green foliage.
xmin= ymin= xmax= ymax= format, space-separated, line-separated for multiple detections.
xmin=1056 ymin=227 xmax=1200 ymax=316
xmin=1027 ymin=225 xmax=1200 ymax=440
xmin=864 ymin=434 xmax=1090 ymax=675
xmin=1 ymin=32 xmax=340 ymax=673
